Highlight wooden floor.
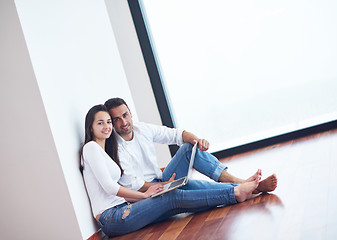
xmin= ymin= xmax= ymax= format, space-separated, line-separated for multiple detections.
xmin=99 ymin=129 xmax=337 ymax=240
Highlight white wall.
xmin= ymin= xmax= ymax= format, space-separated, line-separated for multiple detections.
xmin=1 ymin=0 xmax=171 ymax=239
xmin=4 ymin=0 xmax=136 ymax=239
xmin=0 ymin=0 xmax=82 ymax=239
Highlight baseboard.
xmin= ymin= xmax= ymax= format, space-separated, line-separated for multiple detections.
xmin=88 ymin=229 xmax=108 ymax=240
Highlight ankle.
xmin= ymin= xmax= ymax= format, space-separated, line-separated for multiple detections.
xmin=219 ymin=171 xmax=244 ymax=184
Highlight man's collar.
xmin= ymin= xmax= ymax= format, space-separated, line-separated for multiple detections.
xmin=115 ymin=130 xmax=134 ymax=144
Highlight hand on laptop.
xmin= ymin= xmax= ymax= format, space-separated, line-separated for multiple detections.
xmin=145 ymin=184 xmax=164 ymax=198
xmin=162 ymin=173 xmax=176 ymax=185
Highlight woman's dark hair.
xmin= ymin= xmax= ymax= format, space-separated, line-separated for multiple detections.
xmin=80 ymin=104 xmax=123 ymax=174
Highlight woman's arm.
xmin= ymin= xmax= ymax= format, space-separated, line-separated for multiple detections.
xmin=117 ymin=184 xmax=164 ymax=202
xmin=83 ymin=142 xmax=163 ymax=201
xmin=137 ymin=173 xmax=176 ymax=192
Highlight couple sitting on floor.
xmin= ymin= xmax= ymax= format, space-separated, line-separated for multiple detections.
xmin=80 ymin=97 xmax=278 ymax=237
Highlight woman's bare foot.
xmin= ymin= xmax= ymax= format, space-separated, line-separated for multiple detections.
xmin=234 ymin=177 xmax=260 ymax=203
xmin=254 ymin=174 xmax=278 ymax=194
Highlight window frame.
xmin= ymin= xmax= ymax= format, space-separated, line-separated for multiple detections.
xmin=127 ymin=0 xmax=337 ymax=158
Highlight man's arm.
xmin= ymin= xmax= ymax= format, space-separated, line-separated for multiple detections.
xmin=182 ymin=130 xmax=210 ymax=151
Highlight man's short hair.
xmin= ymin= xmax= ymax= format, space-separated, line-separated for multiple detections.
xmin=104 ymin=97 xmax=130 ymax=111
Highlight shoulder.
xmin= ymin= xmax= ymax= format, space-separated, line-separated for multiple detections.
xmin=133 ymin=122 xmax=151 ymax=134
xmin=82 ymin=141 xmax=110 ymax=166
xmin=133 ymin=122 xmax=161 ymax=138
xmin=134 ymin=121 xmax=162 ymax=132
xmin=83 ymin=141 xmax=102 ymax=154
xmin=133 ymin=121 xmax=150 ymax=130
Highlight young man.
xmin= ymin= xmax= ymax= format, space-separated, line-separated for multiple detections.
xmin=104 ymin=97 xmax=277 ymax=193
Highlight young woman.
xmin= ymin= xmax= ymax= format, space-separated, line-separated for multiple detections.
xmin=80 ymin=104 xmax=260 ymax=237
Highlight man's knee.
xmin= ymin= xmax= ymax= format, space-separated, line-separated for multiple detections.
xmin=179 ymin=142 xmax=193 ymax=152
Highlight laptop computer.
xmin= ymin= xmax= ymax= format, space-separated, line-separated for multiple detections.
xmin=152 ymin=143 xmax=197 ymax=197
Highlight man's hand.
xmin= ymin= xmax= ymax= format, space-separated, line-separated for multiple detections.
xmin=163 ymin=173 xmax=176 ymax=185
xmin=194 ymin=139 xmax=210 ymax=151
xmin=182 ymin=131 xmax=210 ymax=151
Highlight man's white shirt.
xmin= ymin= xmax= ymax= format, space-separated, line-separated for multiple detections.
xmin=117 ymin=122 xmax=184 ymax=190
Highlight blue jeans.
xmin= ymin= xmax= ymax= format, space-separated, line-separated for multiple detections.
xmin=98 ymin=143 xmax=238 ymax=237
xmin=162 ymin=143 xmax=227 ymax=188
xmin=98 ymin=186 xmax=237 ymax=237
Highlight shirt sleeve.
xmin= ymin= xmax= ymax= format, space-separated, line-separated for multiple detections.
xmin=139 ymin=122 xmax=184 ymax=146
xmin=83 ymin=142 xmax=121 ymax=196
xmin=118 ymin=173 xmax=145 ymax=191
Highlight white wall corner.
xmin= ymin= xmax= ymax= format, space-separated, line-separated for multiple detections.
xmin=0 ymin=1 xmax=82 ymax=239
xmin=104 ymin=0 xmax=172 ymax=167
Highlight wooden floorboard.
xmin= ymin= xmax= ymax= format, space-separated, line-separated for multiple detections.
xmin=90 ymin=129 xmax=337 ymax=240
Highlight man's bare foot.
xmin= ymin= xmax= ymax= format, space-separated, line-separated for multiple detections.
xmin=245 ymin=169 xmax=262 ymax=182
xmin=234 ymin=177 xmax=260 ymax=203
xmin=254 ymin=174 xmax=278 ymax=194
xmin=219 ymin=169 xmax=261 ymax=184
xmin=218 ymin=170 xmax=244 ymax=184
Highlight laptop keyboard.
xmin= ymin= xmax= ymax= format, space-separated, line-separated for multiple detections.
xmin=169 ymin=177 xmax=185 ymax=188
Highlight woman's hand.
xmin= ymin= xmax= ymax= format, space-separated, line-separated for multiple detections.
xmin=138 ymin=173 xmax=176 ymax=193
xmin=118 ymin=185 xmax=163 ymax=202
xmin=143 ymin=184 xmax=164 ymax=198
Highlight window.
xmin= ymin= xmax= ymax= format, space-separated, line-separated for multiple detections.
xmin=129 ymin=0 xmax=337 ymax=154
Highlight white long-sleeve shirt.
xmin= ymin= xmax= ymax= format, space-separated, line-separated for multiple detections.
xmin=81 ymin=141 xmax=125 ymax=217
xmin=117 ymin=122 xmax=184 ymax=190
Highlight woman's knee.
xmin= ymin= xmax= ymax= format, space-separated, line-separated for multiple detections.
xmin=164 ymin=189 xmax=184 ymax=199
